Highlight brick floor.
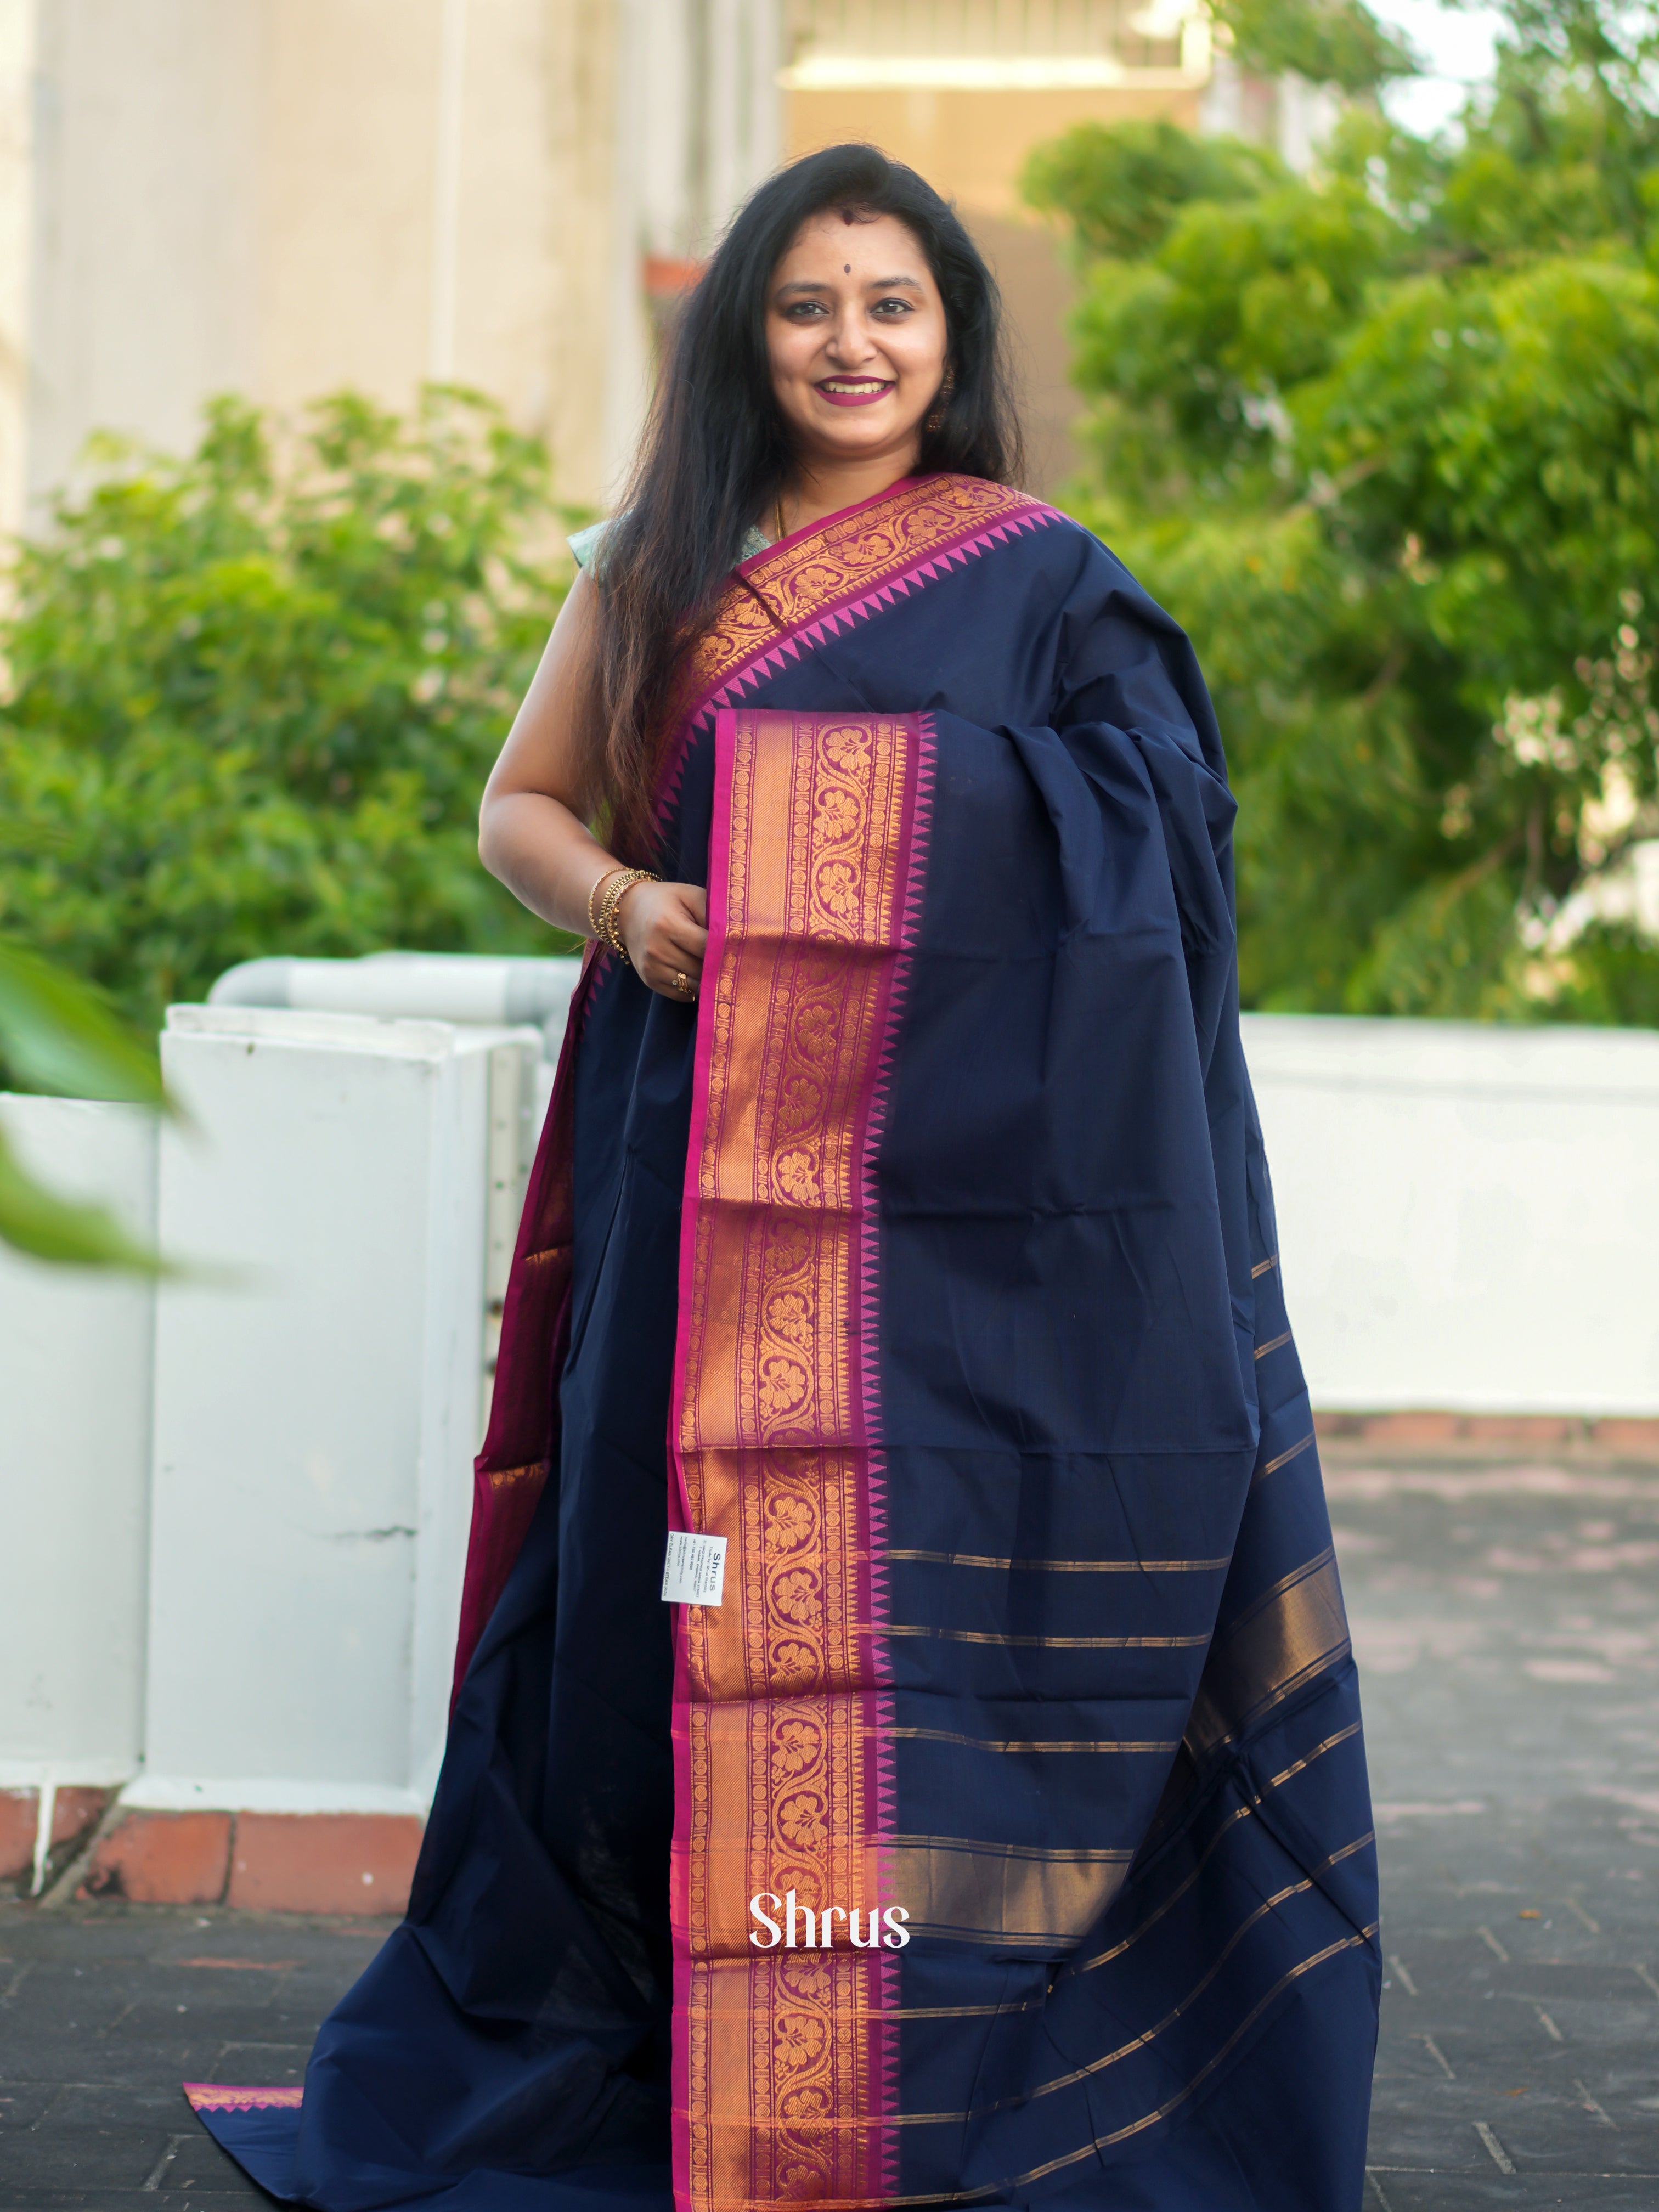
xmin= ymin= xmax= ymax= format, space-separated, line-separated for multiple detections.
xmin=0 ymin=1906 xmax=380 ymax=2207
xmin=3 ymin=1445 xmax=1659 ymax=2207
xmin=1331 ymin=1445 xmax=1659 ymax=2208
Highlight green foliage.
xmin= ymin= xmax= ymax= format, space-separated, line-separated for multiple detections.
xmin=1025 ymin=0 xmax=1659 ymax=1022
xmin=1564 ymin=920 xmax=1659 ymax=1023
xmin=0 ymin=388 xmax=573 ymax=1031
xmin=1024 ymin=120 xmax=1286 ymax=260
xmin=1215 ymin=0 xmax=1419 ymax=93
xmin=0 ymin=946 xmax=166 ymax=1268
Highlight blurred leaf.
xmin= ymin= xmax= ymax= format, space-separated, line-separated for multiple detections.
xmin=0 ymin=1119 xmax=162 ymax=1271
xmin=0 ymin=943 xmax=166 ymax=1104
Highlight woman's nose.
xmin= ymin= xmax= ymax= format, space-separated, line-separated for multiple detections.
xmin=826 ymin=312 xmax=874 ymax=363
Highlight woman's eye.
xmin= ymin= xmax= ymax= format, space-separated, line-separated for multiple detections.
xmin=872 ymin=298 xmax=914 ymax=317
xmin=783 ymin=300 xmax=828 ymax=319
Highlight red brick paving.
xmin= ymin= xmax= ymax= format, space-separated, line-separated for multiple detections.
xmin=1590 ymin=1415 xmax=1659 ymax=1455
xmin=1316 ymin=1409 xmax=1659 ymax=1455
xmin=0 ymin=1788 xmax=36 ymax=1880
xmin=227 ymin=1812 xmax=422 ymax=1916
xmin=49 ymin=1784 xmax=108 ymax=1847
xmin=0 ymin=1785 xmax=109 ymax=1886
xmin=80 ymin=1810 xmax=232 ymax=1904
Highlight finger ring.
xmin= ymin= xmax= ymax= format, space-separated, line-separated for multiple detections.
xmin=675 ymin=970 xmax=692 ymax=996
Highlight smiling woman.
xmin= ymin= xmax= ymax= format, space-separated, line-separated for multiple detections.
xmin=767 ymin=222 xmax=946 ymax=450
xmin=188 ymin=144 xmax=1379 ymax=2212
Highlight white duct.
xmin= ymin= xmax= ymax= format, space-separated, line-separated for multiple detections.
xmin=208 ymin=952 xmax=583 ymax=1053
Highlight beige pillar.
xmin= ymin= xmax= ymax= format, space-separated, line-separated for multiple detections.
xmin=0 ymin=0 xmax=35 ymax=540
xmin=26 ymin=0 xmax=262 ymax=520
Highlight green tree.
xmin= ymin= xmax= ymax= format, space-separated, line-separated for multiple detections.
xmin=1211 ymin=0 xmax=1418 ymax=96
xmin=0 ymin=389 xmax=573 ymax=1032
xmin=1026 ymin=0 xmax=1659 ymax=1021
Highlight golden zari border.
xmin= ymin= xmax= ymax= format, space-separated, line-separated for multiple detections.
xmin=1185 ymin=1548 xmax=1352 ymax=1759
xmin=673 ymin=709 xmax=932 ymax=2212
xmin=664 ymin=477 xmax=1056 ymax=751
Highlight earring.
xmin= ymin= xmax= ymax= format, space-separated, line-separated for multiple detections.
xmin=926 ymin=368 xmax=955 ymax=436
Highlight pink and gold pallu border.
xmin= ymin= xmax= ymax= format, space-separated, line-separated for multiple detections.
xmin=670 ymin=707 xmax=934 ymax=2212
xmin=654 ymin=475 xmax=1057 ymax=833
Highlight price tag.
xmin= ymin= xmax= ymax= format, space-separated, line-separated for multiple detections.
xmin=662 ymin=1531 xmax=728 ymax=1606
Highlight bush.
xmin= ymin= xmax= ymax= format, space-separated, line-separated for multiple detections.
xmin=0 ymin=388 xmax=574 ymax=1029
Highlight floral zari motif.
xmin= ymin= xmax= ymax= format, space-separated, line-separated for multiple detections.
xmin=671 ymin=709 xmax=933 ymax=2211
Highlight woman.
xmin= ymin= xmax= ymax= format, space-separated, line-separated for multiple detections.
xmin=191 ymin=144 xmax=1378 ymax=2212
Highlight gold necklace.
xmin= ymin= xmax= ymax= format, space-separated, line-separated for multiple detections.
xmin=774 ymin=493 xmax=787 ymax=544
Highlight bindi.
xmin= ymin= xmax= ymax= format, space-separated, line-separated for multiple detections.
xmin=844 ymin=263 xmax=851 ymax=273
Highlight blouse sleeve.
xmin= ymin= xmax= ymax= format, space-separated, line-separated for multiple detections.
xmin=566 ymin=519 xmax=610 ymax=571
xmin=571 ymin=516 xmax=773 ymax=573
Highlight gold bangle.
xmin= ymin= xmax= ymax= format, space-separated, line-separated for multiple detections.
xmin=611 ymin=870 xmax=659 ymax=965
xmin=596 ymin=867 xmax=659 ymax=967
xmin=586 ymin=867 xmax=627 ymax=941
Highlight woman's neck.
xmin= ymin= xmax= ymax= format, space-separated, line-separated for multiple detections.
xmin=776 ymin=445 xmax=922 ymax=539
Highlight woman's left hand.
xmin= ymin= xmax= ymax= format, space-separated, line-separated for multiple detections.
xmin=618 ymin=879 xmax=709 ymax=1001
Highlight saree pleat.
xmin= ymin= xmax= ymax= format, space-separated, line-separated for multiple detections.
xmin=189 ymin=475 xmax=1377 ymax=2212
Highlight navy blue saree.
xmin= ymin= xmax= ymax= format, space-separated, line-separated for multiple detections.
xmin=190 ymin=473 xmax=1378 ymax=2210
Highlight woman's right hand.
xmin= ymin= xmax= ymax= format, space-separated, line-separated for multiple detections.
xmin=618 ymin=880 xmax=709 ymax=1002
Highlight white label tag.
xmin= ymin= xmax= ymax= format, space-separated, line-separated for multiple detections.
xmin=662 ymin=1531 xmax=728 ymax=1606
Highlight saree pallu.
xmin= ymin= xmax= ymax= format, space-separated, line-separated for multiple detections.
xmin=190 ymin=475 xmax=1378 ymax=2212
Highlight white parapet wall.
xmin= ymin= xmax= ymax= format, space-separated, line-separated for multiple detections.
xmin=133 ymin=1005 xmax=541 ymax=1818
xmin=1243 ymin=1014 xmax=1659 ymax=1417
xmin=0 ymin=1096 xmax=158 ymax=1794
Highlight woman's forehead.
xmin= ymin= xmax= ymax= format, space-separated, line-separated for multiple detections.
xmin=773 ymin=209 xmax=930 ymax=283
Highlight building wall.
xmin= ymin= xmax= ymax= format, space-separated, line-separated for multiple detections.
xmin=0 ymin=1094 xmax=157 ymax=1790
xmin=0 ymin=1 xmax=37 ymax=534
xmin=253 ymin=1 xmax=460 ymax=421
xmin=0 ymin=0 xmax=782 ymax=531
xmin=785 ymin=82 xmax=1201 ymax=222
xmin=25 ymin=0 xmax=263 ymax=522
xmin=0 ymin=8 xmax=1321 ymax=537
xmin=0 ymin=3 xmax=1290 ymax=526
xmin=1250 ymin=1016 xmax=1659 ymax=1418
xmin=254 ymin=0 xmax=644 ymax=504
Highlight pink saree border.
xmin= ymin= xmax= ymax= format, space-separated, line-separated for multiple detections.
xmin=184 ymin=2083 xmax=304 ymax=2112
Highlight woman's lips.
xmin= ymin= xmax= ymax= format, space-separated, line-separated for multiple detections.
xmin=815 ymin=379 xmax=895 ymax=408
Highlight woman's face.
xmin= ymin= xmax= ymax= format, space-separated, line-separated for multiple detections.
xmin=765 ymin=211 xmax=949 ymax=476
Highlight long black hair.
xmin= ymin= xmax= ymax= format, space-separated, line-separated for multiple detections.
xmin=584 ymin=142 xmax=1023 ymax=861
